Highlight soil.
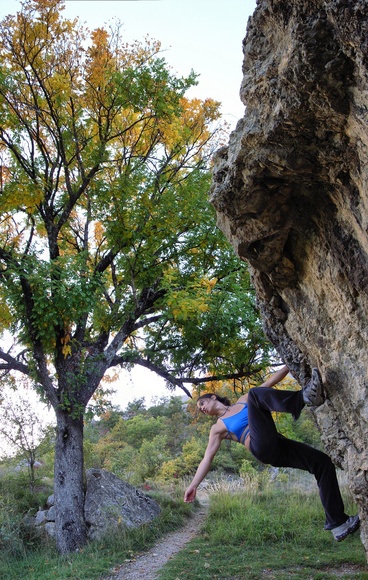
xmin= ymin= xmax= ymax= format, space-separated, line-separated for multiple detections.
xmin=101 ymin=497 xmax=209 ymax=580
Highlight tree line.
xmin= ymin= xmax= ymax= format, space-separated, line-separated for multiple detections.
xmin=0 ymin=384 xmax=322 ymax=495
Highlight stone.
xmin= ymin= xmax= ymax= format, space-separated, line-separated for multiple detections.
xmin=84 ymin=469 xmax=161 ymax=541
xmin=46 ymin=505 xmax=55 ymax=521
xmin=44 ymin=522 xmax=56 ymax=538
xmin=211 ymin=0 xmax=368 ymax=560
xmin=34 ymin=510 xmax=48 ymax=526
xmin=34 ymin=469 xmax=161 ymax=542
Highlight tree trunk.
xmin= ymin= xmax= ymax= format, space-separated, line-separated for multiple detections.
xmin=54 ymin=409 xmax=87 ymax=554
xmin=28 ymin=451 xmax=36 ymax=493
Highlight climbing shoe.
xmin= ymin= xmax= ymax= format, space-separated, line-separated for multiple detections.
xmin=303 ymin=368 xmax=325 ymax=406
xmin=331 ymin=515 xmax=360 ymax=542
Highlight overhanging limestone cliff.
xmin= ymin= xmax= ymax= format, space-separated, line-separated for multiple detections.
xmin=211 ymin=0 xmax=368 ymax=557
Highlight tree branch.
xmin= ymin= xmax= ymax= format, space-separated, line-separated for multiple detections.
xmin=0 ymin=349 xmax=30 ymax=375
xmin=118 ymin=356 xmax=193 ymax=399
xmin=109 ymin=358 xmax=271 ymax=401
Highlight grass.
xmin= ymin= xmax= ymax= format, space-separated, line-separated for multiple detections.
xmin=0 ymin=488 xmax=194 ymax=580
xmin=0 ymin=474 xmax=367 ymax=580
xmin=157 ymin=474 xmax=368 ymax=580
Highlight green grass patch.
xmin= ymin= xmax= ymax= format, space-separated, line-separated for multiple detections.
xmin=0 ymin=482 xmax=367 ymax=580
xmin=158 ymin=487 xmax=367 ymax=580
xmin=0 ymin=488 xmax=195 ymax=580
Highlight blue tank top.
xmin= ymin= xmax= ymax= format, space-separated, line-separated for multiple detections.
xmin=221 ymin=402 xmax=249 ymax=444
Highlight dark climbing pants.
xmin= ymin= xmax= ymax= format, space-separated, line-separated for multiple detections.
xmin=248 ymin=387 xmax=348 ymax=530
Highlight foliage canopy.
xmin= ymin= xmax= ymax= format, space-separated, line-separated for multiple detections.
xmin=0 ymin=0 xmax=274 ymax=407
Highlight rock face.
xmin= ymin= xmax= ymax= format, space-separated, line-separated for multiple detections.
xmin=211 ymin=0 xmax=368 ymax=558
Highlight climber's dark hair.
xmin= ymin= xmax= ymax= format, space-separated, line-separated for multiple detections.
xmin=197 ymin=393 xmax=231 ymax=407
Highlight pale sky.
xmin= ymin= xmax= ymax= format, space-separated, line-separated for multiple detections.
xmin=0 ymin=0 xmax=257 ymax=410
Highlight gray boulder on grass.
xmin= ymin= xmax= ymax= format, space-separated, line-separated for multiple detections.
xmin=33 ymin=468 xmax=161 ymax=542
xmin=84 ymin=468 xmax=161 ymax=540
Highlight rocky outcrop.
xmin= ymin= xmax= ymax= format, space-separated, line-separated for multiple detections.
xmin=34 ymin=469 xmax=161 ymax=541
xmin=84 ymin=469 xmax=161 ymax=540
xmin=211 ymin=0 xmax=368 ymax=558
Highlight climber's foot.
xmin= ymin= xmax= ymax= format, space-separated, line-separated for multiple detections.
xmin=331 ymin=515 xmax=360 ymax=542
xmin=303 ymin=368 xmax=325 ymax=406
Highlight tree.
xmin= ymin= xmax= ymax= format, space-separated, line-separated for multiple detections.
xmin=0 ymin=0 xmax=274 ymax=553
xmin=0 ymin=378 xmax=53 ymax=491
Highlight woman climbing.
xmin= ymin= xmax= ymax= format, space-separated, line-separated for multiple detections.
xmin=184 ymin=365 xmax=360 ymax=542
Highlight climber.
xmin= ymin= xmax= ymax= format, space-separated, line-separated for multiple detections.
xmin=184 ymin=365 xmax=360 ymax=542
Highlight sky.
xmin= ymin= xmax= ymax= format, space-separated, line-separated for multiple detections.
xmin=0 ymin=0 xmax=257 ymax=411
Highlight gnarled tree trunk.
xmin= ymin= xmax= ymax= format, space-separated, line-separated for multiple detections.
xmin=54 ymin=410 xmax=87 ymax=554
xmin=211 ymin=0 xmax=368 ymax=559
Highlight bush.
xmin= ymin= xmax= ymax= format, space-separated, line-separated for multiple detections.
xmin=239 ymin=458 xmax=257 ymax=479
xmin=158 ymin=458 xmax=185 ymax=481
xmin=0 ymin=471 xmax=50 ymax=513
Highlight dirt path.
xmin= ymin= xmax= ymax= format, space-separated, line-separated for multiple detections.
xmin=101 ymin=499 xmax=209 ymax=580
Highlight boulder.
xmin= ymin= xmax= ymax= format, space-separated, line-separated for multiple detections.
xmin=34 ymin=469 xmax=161 ymax=542
xmin=84 ymin=468 xmax=161 ymax=541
